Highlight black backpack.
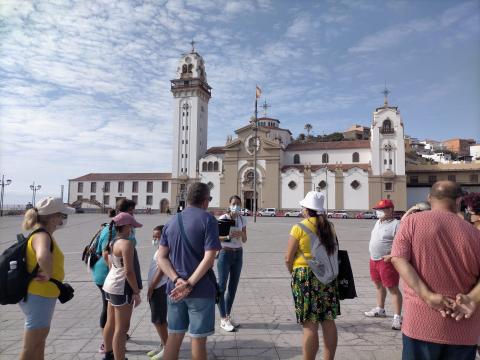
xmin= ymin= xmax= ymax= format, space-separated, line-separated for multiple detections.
xmin=81 ymin=223 xmax=108 ymax=269
xmin=0 ymin=228 xmax=50 ymax=305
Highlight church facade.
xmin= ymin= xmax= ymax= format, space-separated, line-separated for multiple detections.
xmin=69 ymin=48 xmax=408 ymax=211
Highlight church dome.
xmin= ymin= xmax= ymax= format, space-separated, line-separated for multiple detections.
xmin=176 ymin=48 xmax=207 ymax=82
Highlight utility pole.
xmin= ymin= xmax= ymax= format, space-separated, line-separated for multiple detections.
xmin=253 ymin=97 xmax=259 ymax=223
xmin=0 ymin=175 xmax=12 ymax=217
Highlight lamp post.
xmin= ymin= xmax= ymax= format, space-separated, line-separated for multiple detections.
xmin=30 ymin=182 xmax=41 ymax=205
xmin=101 ymin=186 xmax=106 ymax=213
xmin=0 ymin=175 xmax=12 ymax=217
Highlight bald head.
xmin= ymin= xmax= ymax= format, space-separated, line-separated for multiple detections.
xmin=429 ymin=181 xmax=463 ymax=212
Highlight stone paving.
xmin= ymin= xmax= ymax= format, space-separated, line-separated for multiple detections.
xmin=0 ymin=213 xmax=405 ymax=359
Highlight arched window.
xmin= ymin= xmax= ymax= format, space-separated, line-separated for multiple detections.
xmin=182 ymin=64 xmax=187 ymax=73
xmin=382 ymin=119 xmax=393 ymax=133
xmin=207 ymin=162 xmax=213 ymax=171
xmin=293 ymin=154 xmax=300 ymax=164
xmin=288 ymin=181 xmax=297 ymax=190
xmin=202 ymin=162 xmax=207 ymax=172
xmin=213 ymin=161 xmax=219 ymax=171
xmin=352 ymin=152 xmax=359 ymax=163
xmin=188 ymin=64 xmax=193 ymax=73
xmin=322 ymin=153 xmax=329 ymax=164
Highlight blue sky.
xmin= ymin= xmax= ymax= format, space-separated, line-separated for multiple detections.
xmin=1 ymin=0 xmax=479 ymax=205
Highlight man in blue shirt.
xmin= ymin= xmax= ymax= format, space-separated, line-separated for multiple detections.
xmin=158 ymin=182 xmax=221 ymax=360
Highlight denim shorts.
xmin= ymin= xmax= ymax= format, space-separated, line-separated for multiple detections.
xmin=402 ymin=334 xmax=477 ymax=360
xmin=19 ymin=294 xmax=57 ymax=329
xmin=167 ymin=297 xmax=215 ymax=338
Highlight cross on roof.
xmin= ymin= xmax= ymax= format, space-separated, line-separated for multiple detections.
xmin=261 ymin=99 xmax=271 ymax=117
xmin=382 ymin=81 xmax=390 ymax=106
xmin=190 ymin=40 xmax=195 ymax=53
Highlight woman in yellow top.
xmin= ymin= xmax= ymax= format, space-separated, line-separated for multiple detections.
xmin=20 ymin=197 xmax=74 ymax=360
xmin=284 ymin=191 xmax=339 ymax=360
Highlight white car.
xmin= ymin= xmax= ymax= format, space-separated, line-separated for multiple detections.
xmin=258 ymin=208 xmax=277 ymax=217
xmin=284 ymin=210 xmax=302 ymax=217
xmin=327 ymin=210 xmax=349 ymax=219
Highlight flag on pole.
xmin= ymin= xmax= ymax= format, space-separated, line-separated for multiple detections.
xmin=256 ymin=85 xmax=262 ymax=99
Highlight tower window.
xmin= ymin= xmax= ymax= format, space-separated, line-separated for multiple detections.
xmin=322 ymin=153 xmax=329 ymax=164
xmin=207 ymin=162 xmax=213 ymax=171
xmin=213 ymin=162 xmax=219 ymax=171
xmin=384 ymin=159 xmax=387 ymax=165
xmin=293 ymin=154 xmax=300 ymax=164
xmin=381 ymin=119 xmax=393 ymax=134
xmin=352 ymin=152 xmax=359 ymax=163
xmin=202 ymin=162 xmax=207 ymax=172
xmin=389 ymin=159 xmax=393 ymax=165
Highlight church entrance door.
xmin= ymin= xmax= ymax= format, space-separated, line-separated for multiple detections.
xmin=243 ymin=191 xmax=258 ymax=211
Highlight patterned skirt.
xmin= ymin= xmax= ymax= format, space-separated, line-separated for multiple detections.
xmin=291 ymin=266 xmax=339 ymax=324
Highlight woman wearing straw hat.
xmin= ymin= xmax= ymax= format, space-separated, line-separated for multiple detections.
xmin=20 ymin=197 xmax=75 ymax=360
xmin=284 ymin=191 xmax=339 ymax=360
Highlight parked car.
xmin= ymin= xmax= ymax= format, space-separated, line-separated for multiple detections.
xmin=356 ymin=211 xmax=377 ymax=219
xmin=327 ymin=210 xmax=349 ymax=219
xmin=240 ymin=208 xmax=251 ymax=216
xmin=258 ymin=208 xmax=277 ymax=217
xmin=284 ymin=210 xmax=302 ymax=217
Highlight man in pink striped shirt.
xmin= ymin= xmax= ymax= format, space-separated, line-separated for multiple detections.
xmin=391 ymin=181 xmax=480 ymax=359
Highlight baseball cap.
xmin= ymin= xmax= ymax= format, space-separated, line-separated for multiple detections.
xmin=373 ymin=199 xmax=394 ymax=209
xmin=36 ymin=197 xmax=75 ymax=216
xmin=113 ymin=212 xmax=143 ymax=228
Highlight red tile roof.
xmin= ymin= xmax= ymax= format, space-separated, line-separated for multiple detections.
xmin=281 ymin=164 xmax=370 ymax=172
xmin=286 ymin=140 xmax=370 ymax=151
xmin=70 ymin=173 xmax=172 ymax=181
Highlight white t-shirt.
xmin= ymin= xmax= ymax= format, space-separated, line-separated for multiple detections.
xmin=219 ymin=213 xmax=247 ymax=249
xmin=369 ymin=218 xmax=400 ymax=260
xmin=147 ymin=249 xmax=168 ymax=289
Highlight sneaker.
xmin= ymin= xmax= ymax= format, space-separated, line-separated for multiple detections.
xmin=227 ymin=315 xmax=239 ymax=328
xmin=151 ymin=347 xmax=165 ymax=360
xmin=364 ymin=307 xmax=387 ymax=317
xmin=102 ymin=351 xmax=114 ymax=360
xmin=98 ymin=342 xmax=105 ymax=354
xmin=147 ymin=345 xmax=163 ymax=357
xmin=392 ymin=315 xmax=402 ymax=330
xmin=220 ymin=318 xmax=235 ymax=332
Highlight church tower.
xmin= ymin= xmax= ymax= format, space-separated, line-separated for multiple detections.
xmin=170 ymin=43 xmax=212 ymax=208
xmin=369 ymin=87 xmax=407 ymax=210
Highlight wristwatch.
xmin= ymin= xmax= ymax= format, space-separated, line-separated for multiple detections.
xmin=173 ymin=276 xmax=182 ymax=285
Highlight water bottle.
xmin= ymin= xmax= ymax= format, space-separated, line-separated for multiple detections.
xmin=9 ymin=261 xmax=17 ymax=271
xmin=8 ymin=261 xmax=18 ymax=281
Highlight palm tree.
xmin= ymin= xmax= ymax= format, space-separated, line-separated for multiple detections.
xmin=304 ymin=123 xmax=313 ymax=137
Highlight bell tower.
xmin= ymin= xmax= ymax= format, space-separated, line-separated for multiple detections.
xmin=171 ymin=42 xmax=212 ymax=208
xmin=369 ymin=86 xmax=407 ymax=210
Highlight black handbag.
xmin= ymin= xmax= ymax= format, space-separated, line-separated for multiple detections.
xmin=49 ymin=278 xmax=75 ymax=304
xmin=337 ymin=249 xmax=357 ymax=300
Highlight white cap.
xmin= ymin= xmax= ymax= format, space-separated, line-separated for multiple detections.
xmin=35 ymin=197 xmax=75 ymax=216
xmin=299 ymin=191 xmax=325 ymax=213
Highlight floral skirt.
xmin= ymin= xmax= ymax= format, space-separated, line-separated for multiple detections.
xmin=291 ymin=266 xmax=339 ymax=324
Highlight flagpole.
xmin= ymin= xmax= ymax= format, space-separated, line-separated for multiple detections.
xmin=253 ymin=97 xmax=258 ymax=223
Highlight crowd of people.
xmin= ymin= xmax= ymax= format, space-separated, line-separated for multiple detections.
xmin=14 ymin=180 xmax=480 ymax=360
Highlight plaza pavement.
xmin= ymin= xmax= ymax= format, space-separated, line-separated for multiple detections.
xmin=0 ymin=213 xmax=405 ymax=359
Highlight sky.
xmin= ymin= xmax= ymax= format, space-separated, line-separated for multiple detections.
xmin=0 ymin=0 xmax=479 ymax=205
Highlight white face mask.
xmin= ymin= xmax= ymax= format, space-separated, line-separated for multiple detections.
xmin=376 ymin=210 xmax=385 ymax=219
xmin=230 ymin=205 xmax=241 ymax=213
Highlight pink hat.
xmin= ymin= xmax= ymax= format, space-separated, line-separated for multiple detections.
xmin=113 ymin=212 xmax=143 ymax=228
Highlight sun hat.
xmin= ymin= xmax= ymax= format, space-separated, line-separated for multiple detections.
xmin=113 ymin=212 xmax=143 ymax=228
xmin=299 ymin=191 xmax=325 ymax=213
xmin=35 ymin=197 xmax=75 ymax=216
xmin=373 ymin=199 xmax=394 ymax=209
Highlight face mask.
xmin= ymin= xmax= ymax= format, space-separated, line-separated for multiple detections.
xmin=57 ymin=218 xmax=68 ymax=229
xmin=230 ymin=205 xmax=241 ymax=213
xmin=375 ymin=210 xmax=385 ymax=219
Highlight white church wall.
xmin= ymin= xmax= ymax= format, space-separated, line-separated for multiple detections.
xmin=343 ymin=169 xmax=369 ymax=210
xmin=311 ymin=170 xmax=336 ymax=210
xmin=199 ymin=172 xmax=221 ymax=208
xmin=281 ymin=169 xmax=305 ymax=209
xmin=285 ymin=148 xmax=371 ymax=165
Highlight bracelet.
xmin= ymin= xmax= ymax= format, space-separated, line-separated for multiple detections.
xmin=173 ymin=276 xmax=181 ymax=285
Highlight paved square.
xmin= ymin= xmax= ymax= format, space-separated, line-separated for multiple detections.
xmin=1 ymin=214 xmax=404 ymax=359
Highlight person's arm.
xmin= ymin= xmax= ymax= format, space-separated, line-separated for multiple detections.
xmin=449 ymin=279 xmax=480 ymax=320
xmin=32 ymin=232 xmax=53 ymax=280
xmin=148 ymin=253 xmax=165 ymax=300
xmin=391 ymin=256 xmax=454 ymax=310
xmin=241 ymin=226 xmax=247 ymax=243
xmin=284 ymin=235 xmax=299 ymax=273
xmin=157 ymin=244 xmax=179 ymax=281
xmin=121 ymin=240 xmax=141 ymax=306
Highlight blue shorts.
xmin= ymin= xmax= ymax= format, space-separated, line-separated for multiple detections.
xmin=167 ymin=297 xmax=215 ymax=338
xmin=402 ymin=334 xmax=477 ymax=360
xmin=19 ymin=294 xmax=57 ymax=329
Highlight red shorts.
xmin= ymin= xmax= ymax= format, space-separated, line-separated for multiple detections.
xmin=369 ymin=259 xmax=399 ymax=288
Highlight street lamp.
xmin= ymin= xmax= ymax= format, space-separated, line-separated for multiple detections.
xmin=101 ymin=186 xmax=106 ymax=213
xmin=30 ymin=182 xmax=41 ymax=205
xmin=0 ymin=175 xmax=12 ymax=217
